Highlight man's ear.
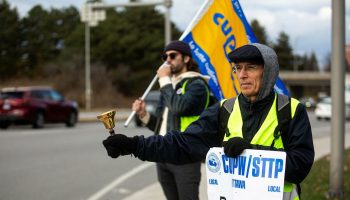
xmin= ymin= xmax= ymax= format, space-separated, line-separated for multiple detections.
xmin=184 ymin=55 xmax=190 ymax=64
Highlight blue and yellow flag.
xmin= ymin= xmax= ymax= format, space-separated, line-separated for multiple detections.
xmin=180 ymin=0 xmax=289 ymax=100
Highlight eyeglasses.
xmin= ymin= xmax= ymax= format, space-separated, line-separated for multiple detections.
xmin=232 ymin=64 xmax=261 ymax=73
xmin=161 ymin=52 xmax=179 ymax=61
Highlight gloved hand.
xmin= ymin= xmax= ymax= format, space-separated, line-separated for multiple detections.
xmin=224 ymin=137 xmax=252 ymax=158
xmin=102 ymin=134 xmax=139 ymax=158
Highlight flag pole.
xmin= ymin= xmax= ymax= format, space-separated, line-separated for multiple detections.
xmin=123 ymin=74 xmax=159 ymax=127
xmin=180 ymin=0 xmax=212 ymax=40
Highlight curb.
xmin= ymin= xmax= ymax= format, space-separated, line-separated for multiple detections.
xmin=78 ymin=109 xmax=132 ymax=123
xmin=78 ymin=117 xmax=129 ymax=123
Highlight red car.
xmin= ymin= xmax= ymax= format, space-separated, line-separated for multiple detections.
xmin=0 ymin=86 xmax=78 ymax=129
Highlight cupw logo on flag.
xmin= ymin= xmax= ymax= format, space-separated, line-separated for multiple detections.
xmin=179 ymin=0 xmax=289 ymax=100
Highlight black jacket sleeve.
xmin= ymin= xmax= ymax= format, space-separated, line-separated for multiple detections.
xmin=284 ymin=104 xmax=315 ymax=184
xmin=134 ymin=102 xmax=223 ymax=164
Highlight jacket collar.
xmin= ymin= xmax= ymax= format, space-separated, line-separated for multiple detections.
xmin=171 ymin=71 xmax=210 ymax=86
xmin=239 ymin=91 xmax=275 ymax=114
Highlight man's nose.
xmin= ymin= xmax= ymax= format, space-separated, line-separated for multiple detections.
xmin=239 ymin=67 xmax=249 ymax=75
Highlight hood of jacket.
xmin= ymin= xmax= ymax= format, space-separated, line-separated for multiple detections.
xmin=250 ymin=43 xmax=279 ymax=101
xmin=171 ymin=71 xmax=210 ymax=87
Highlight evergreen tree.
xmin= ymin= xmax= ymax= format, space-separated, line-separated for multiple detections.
xmin=273 ymin=32 xmax=293 ymax=70
xmin=78 ymin=7 xmax=180 ymax=95
xmin=305 ymin=52 xmax=319 ymax=71
xmin=291 ymin=54 xmax=303 ymax=71
xmin=0 ymin=0 xmax=21 ymax=79
xmin=250 ymin=19 xmax=269 ymax=45
xmin=20 ymin=6 xmax=80 ymax=76
xmin=20 ymin=6 xmax=50 ymax=75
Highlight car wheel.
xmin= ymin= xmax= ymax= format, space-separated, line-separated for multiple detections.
xmin=32 ymin=112 xmax=45 ymax=129
xmin=0 ymin=122 xmax=10 ymax=129
xmin=66 ymin=111 xmax=77 ymax=127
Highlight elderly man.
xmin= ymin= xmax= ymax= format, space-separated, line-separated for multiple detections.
xmin=103 ymin=43 xmax=314 ymax=200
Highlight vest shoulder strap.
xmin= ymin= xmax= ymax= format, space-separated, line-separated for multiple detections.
xmin=223 ymin=98 xmax=236 ymax=114
xmin=272 ymin=94 xmax=291 ymax=147
xmin=180 ymin=77 xmax=205 ymax=91
xmin=219 ymin=97 xmax=236 ymax=142
xmin=276 ymin=94 xmax=291 ymax=135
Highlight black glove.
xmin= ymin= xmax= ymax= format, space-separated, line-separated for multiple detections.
xmin=224 ymin=137 xmax=252 ymax=158
xmin=102 ymin=134 xmax=139 ymax=158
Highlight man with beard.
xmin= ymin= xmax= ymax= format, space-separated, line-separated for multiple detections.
xmin=131 ymin=40 xmax=211 ymax=200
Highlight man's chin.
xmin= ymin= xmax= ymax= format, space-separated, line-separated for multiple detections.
xmin=241 ymin=90 xmax=254 ymax=97
xmin=240 ymin=87 xmax=252 ymax=93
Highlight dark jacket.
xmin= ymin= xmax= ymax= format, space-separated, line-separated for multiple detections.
xmin=134 ymin=95 xmax=314 ymax=184
xmin=146 ymin=76 xmax=209 ymax=134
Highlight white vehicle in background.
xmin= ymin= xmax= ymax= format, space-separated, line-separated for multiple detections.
xmin=315 ymin=97 xmax=332 ymax=120
xmin=315 ymin=77 xmax=350 ymax=121
xmin=315 ymin=96 xmax=350 ymax=120
xmin=346 ymin=81 xmax=350 ymax=104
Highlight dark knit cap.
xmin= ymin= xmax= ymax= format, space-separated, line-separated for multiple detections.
xmin=228 ymin=44 xmax=264 ymax=65
xmin=164 ymin=40 xmax=192 ymax=57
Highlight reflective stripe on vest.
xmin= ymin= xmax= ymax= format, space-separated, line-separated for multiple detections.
xmin=179 ymin=79 xmax=210 ymax=132
xmin=222 ymin=94 xmax=300 ymax=199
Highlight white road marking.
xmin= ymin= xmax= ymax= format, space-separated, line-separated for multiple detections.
xmin=86 ymin=162 xmax=154 ymax=200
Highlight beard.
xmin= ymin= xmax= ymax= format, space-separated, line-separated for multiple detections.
xmin=171 ymin=63 xmax=186 ymax=74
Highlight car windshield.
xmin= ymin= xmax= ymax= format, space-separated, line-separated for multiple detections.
xmin=0 ymin=91 xmax=24 ymax=99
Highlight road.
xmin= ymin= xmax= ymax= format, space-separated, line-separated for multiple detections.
xmin=0 ymin=121 xmax=157 ymax=200
xmin=0 ymin=112 xmax=349 ymax=200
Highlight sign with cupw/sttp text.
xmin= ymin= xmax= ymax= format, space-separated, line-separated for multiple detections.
xmin=206 ymin=148 xmax=286 ymax=200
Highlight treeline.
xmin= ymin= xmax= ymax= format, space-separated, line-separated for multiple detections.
xmin=0 ymin=0 xmax=321 ymax=107
xmin=1 ymin=0 xmax=182 ymax=97
xmin=250 ymin=20 xmax=319 ymax=71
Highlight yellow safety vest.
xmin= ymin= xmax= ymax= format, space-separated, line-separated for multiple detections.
xmin=179 ymin=79 xmax=210 ymax=132
xmin=222 ymin=94 xmax=300 ymax=200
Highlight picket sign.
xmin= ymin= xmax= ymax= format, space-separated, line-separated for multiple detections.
xmin=206 ymin=148 xmax=286 ymax=200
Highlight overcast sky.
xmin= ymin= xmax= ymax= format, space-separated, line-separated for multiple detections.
xmin=9 ymin=0 xmax=350 ymax=67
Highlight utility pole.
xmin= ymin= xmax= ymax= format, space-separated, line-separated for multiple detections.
xmin=80 ymin=2 xmax=106 ymax=111
xmin=329 ymin=0 xmax=345 ymax=199
xmin=164 ymin=0 xmax=172 ymax=45
xmin=85 ymin=22 xmax=91 ymax=111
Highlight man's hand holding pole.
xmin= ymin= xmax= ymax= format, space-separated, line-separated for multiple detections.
xmin=124 ymin=62 xmax=170 ymax=127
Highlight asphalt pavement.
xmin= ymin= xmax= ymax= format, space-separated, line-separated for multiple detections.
xmin=79 ymin=109 xmax=350 ymax=200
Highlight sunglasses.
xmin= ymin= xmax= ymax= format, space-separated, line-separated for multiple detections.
xmin=161 ymin=52 xmax=179 ymax=61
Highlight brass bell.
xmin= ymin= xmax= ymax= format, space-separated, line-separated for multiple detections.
xmin=97 ymin=110 xmax=116 ymax=135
